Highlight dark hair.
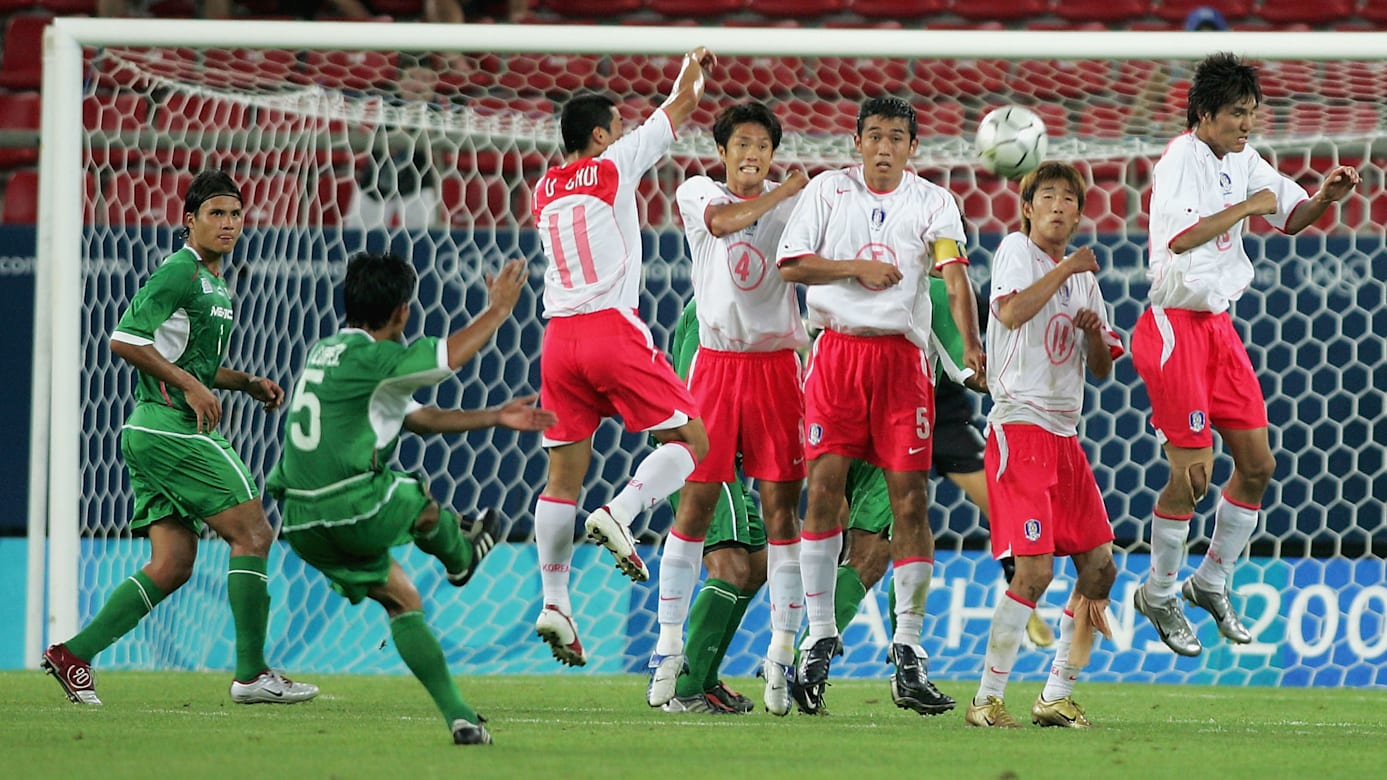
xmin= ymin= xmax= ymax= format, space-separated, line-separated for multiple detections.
xmin=857 ymin=96 xmax=917 ymax=140
xmin=1187 ymin=52 xmax=1261 ymax=130
xmin=712 ymin=101 xmax=783 ymax=150
xmin=560 ymin=93 xmax=618 ymax=155
xmin=343 ymin=251 xmax=416 ymax=330
xmin=1018 ymin=161 xmax=1086 ymax=235
xmin=177 ymin=170 xmax=242 ymax=239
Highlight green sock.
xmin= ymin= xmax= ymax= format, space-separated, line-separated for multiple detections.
xmin=413 ymin=508 xmax=472 ymax=577
xmin=391 ymin=610 xmax=476 ymax=725
xmin=888 ymin=577 xmax=897 ymax=637
xmin=65 ymin=571 xmax=166 ymax=661
xmin=704 ymin=587 xmax=756 ymax=691
xmin=677 ymin=578 xmax=739 ymax=698
xmin=228 ymin=555 xmax=270 ymax=681
xmin=834 ymin=565 xmax=869 ymax=637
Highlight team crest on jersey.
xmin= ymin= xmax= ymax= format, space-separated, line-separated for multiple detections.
xmin=1188 ymin=410 xmax=1207 ymax=433
xmin=807 ymin=423 xmax=823 ymax=446
xmin=870 ymin=207 xmax=886 ymax=230
xmin=1023 ymin=518 xmax=1042 ymax=542
xmin=201 ymin=278 xmax=214 ymax=294
xmin=1218 ymin=171 xmax=1233 ymax=195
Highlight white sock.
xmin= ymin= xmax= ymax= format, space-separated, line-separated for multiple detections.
xmin=891 ymin=558 xmax=933 ymax=646
xmin=1146 ymin=511 xmax=1191 ymax=599
xmin=766 ymin=538 xmax=803 ymax=666
xmin=975 ymin=591 xmax=1033 ymax=704
xmin=800 ymin=529 xmax=842 ymax=643
xmin=1041 ymin=609 xmax=1080 ymax=702
xmin=607 ymin=442 xmax=698 ymax=522
xmin=1193 ymin=494 xmax=1258 ymax=591
xmin=655 ymin=530 xmax=703 ymax=655
xmin=534 ymin=496 xmax=577 ymax=613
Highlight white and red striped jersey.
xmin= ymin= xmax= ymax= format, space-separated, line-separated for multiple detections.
xmin=532 ymin=110 xmax=675 ymax=317
xmin=776 ymin=165 xmax=966 ymax=335
xmin=676 ymin=175 xmax=807 ymax=352
xmin=987 ymin=232 xmax=1124 ymax=437
xmin=1148 ymin=132 xmax=1307 ymax=313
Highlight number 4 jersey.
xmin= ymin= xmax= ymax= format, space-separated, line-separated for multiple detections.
xmin=676 ymin=175 xmax=807 ymax=353
xmin=267 ymin=330 xmax=451 ymax=501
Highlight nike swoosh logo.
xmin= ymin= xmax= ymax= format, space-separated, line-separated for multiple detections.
xmin=806 ymin=591 xmax=827 ymax=598
xmin=792 ymin=458 xmax=804 ymax=465
xmin=989 ymin=667 xmax=1008 ymax=675
xmin=908 ymin=446 xmax=928 ymax=455
xmin=659 ymin=596 xmax=679 ymax=601
xmin=787 ymin=602 xmax=803 ymax=609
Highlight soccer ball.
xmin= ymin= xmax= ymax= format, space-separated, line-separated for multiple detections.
xmin=975 ymin=106 xmax=1048 ymax=180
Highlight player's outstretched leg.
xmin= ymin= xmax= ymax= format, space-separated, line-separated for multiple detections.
xmin=443 ymin=507 xmax=507 ymax=588
xmin=1133 ymin=584 xmax=1201 ymax=657
xmin=535 ymin=604 xmax=587 ymax=667
xmin=584 ymin=505 xmax=649 ymax=582
xmin=888 ymin=642 xmax=955 ymax=716
xmin=41 ymin=644 xmax=102 ymax=705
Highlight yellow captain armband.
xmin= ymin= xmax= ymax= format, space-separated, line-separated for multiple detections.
xmin=932 ymin=238 xmax=968 ymax=268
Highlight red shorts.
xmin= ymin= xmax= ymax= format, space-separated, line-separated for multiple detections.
xmin=803 ymin=330 xmax=933 ymax=472
xmin=1131 ymin=308 xmax=1267 ymax=448
xmin=539 ymin=309 xmax=699 ymax=445
xmin=984 ymin=423 xmax=1113 ymax=559
xmin=687 ymin=348 xmax=805 ymax=483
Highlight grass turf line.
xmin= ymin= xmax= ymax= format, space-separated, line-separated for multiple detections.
xmin=4 ymin=671 xmax=1385 ymax=780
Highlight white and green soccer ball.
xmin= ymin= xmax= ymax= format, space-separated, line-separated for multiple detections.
xmin=975 ymin=105 xmax=1048 ymax=180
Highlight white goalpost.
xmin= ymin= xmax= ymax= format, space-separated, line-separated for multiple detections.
xmin=29 ymin=19 xmax=1387 ymax=683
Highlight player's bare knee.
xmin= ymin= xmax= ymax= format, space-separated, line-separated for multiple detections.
xmin=707 ymin=553 xmax=750 ymax=590
xmin=413 ymin=502 xmax=440 ymax=536
xmin=146 ymin=557 xmax=194 ymax=592
xmin=1009 ymin=558 xmax=1053 ymax=604
xmin=1080 ymin=556 xmax=1118 ymax=600
xmin=1237 ymin=453 xmax=1276 ymax=494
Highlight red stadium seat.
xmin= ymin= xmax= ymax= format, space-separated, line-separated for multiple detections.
xmin=1030 ymin=102 xmax=1070 ymax=137
xmin=909 ymin=59 xmax=1007 ymax=99
xmin=0 ymin=91 xmax=41 ymax=169
xmin=918 ymin=99 xmax=964 ymax=136
xmin=83 ymin=93 xmax=149 ymax=134
xmin=303 ymin=50 xmax=399 ymax=92
xmin=746 ymin=0 xmax=845 ymax=18
xmin=1083 ymin=180 xmax=1129 ymax=234
xmin=154 ymin=93 xmax=251 ymax=133
xmin=203 ymin=49 xmax=300 ymax=87
xmin=1052 ymin=0 xmax=1147 ymax=22
xmin=240 ymin=175 xmax=302 ymax=226
xmin=607 ymin=54 xmax=684 ymax=97
xmin=498 ymin=53 xmax=602 ymax=95
xmin=1258 ymin=0 xmax=1353 ymax=25
xmin=103 ymin=170 xmax=194 ymax=226
xmin=311 ymin=174 xmax=356 ymax=227
xmin=960 ymin=176 xmax=1020 ymax=235
xmin=2 ymin=169 xmax=38 ymax=224
xmin=849 ymin=0 xmax=946 ymax=18
xmin=715 ymin=56 xmax=803 ymax=99
xmin=637 ymin=174 xmax=670 ymax=227
xmin=543 ymin=0 xmax=642 ymax=16
xmin=33 ymin=0 xmax=96 ymax=11
xmin=1360 ymin=0 xmax=1387 ymax=24
xmin=780 ymin=98 xmax=859 ymax=135
xmin=0 ymin=15 xmax=52 ymax=90
xmin=809 ymin=57 xmax=910 ymax=100
xmin=441 ymin=174 xmax=512 ymax=227
xmin=1153 ymin=0 xmax=1249 ymax=23
xmin=472 ymin=95 xmax=555 ymax=119
xmin=1012 ymin=59 xmax=1112 ymax=101
xmin=949 ymin=0 xmax=1045 ymax=20
xmin=1078 ymin=103 xmax=1132 ymax=139
xmin=648 ymin=0 xmax=744 ymax=15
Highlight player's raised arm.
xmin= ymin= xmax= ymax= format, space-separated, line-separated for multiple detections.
xmin=659 ymin=47 xmax=715 ymax=128
xmin=704 ymin=170 xmax=808 ymax=237
xmin=404 ymin=393 xmax=558 ymax=435
xmin=444 ymin=259 xmax=526 ymax=371
xmin=1284 ymin=164 xmax=1361 ymax=235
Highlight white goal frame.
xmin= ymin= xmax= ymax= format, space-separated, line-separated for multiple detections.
xmin=28 ymin=18 xmax=1386 ymax=668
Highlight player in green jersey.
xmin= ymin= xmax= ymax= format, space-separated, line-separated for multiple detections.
xmin=42 ymin=171 xmax=318 ymax=706
xmin=267 ymin=251 xmax=549 ymax=745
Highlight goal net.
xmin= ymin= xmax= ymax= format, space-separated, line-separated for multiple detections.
xmin=31 ymin=21 xmax=1387 ymax=685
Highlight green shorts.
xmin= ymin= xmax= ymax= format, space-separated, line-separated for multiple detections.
xmin=670 ymin=480 xmax=765 ymax=553
xmin=845 ymin=459 xmax=891 ymax=535
xmin=121 ymin=404 xmax=259 ymax=534
xmin=278 ymin=470 xmax=431 ymax=604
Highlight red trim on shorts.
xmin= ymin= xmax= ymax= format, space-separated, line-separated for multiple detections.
xmin=893 ymin=557 xmax=934 ymax=567
xmin=669 ymin=529 xmax=705 ymax=543
xmin=767 ymin=537 xmax=801 ymax=546
xmin=801 ymin=526 xmax=842 ymax=542
xmin=538 ymin=496 xmax=578 ymax=507
xmin=1153 ymin=509 xmax=1194 ymax=521
xmin=1005 ymin=591 xmax=1036 ymax=609
xmin=1221 ymin=492 xmax=1261 ymax=511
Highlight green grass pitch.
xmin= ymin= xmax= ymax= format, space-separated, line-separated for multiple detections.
xmin=4 ymin=671 xmax=1385 ymax=780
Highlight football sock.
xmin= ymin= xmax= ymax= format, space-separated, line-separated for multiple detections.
xmin=1193 ymin=494 xmax=1259 ymax=591
xmin=390 ymin=610 xmax=476 ymax=725
xmin=833 ymin=565 xmax=868 ymax=636
xmin=1041 ymin=609 xmax=1081 ymax=702
xmin=1147 ymin=511 xmax=1192 ymax=599
xmin=799 ymin=528 xmax=842 ymax=644
xmin=228 ymin=555 xmax=270 ymax=681
xmin=655 ymin=530 xmax=703 ymax=655
xmin=705 ymin=588 xmax=755 ymax=691
xmin=676 ymin=578 xmax=738 ymax=698
xmin=412 ymin=507 xmax=472 ymax=577
xmin=891 ymin=559 xmax=932 ymax=646
xmin=975 ymin=590 xmax=1034 ymax=704
xmin=65 ymin=570 xmax=167 ymax=662
xmin=766 ymin=539 xmax=803 ymax=665
xmin=534 ymin=496 xmax=577 ymax=613
xmin=607 ymin=442 xmax=698 ymax=521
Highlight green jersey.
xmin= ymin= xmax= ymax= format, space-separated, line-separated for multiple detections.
xmin=112 ymin=247 xmax=236 ymax=418
xmin=267 ymin=330 xmax=451 ymax=507
xmin=670 ymin=300 xmax=700 ymax=381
